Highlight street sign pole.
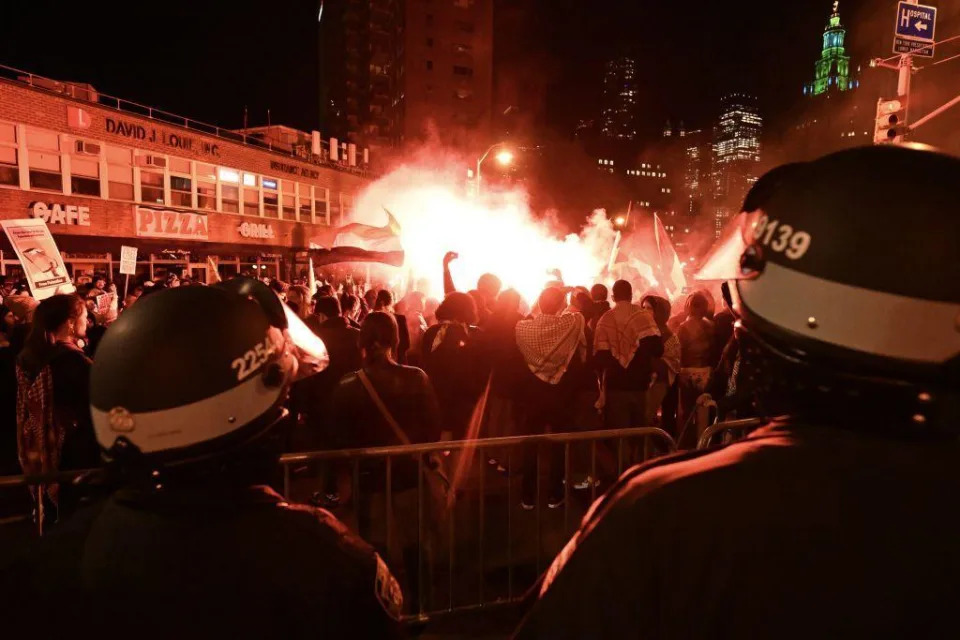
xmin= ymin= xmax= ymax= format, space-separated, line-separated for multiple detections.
xmin=898 ymin=0 xmax=918 ymax=135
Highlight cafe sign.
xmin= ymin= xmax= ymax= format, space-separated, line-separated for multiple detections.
xmin=29 ymin=201 xmax=91 ymax=226
xmin=135 ymin=206 xmax=209 ymax=240
xmin=238 ymin=221 xmax=276 ymax=240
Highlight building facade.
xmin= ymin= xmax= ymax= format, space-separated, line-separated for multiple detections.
xmin=712 ymin=93 xmax=762 ymax=236
xmin=599 ymin=57 xmax=639 ymax=141
xmin=402 ymin=0 xmax=494 ymax=150
xmin=0 ymin=70 xmax=372 ymax=283
xmin=318 ymin=0 xmax=404 ymax=153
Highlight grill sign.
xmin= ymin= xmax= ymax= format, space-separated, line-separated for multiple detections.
xmin=238 ymin=222 xmax=276 ymax=240
xmin=135 ymin=207 xmax=209 ymax=240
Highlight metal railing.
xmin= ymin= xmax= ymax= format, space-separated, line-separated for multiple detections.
xmin=278 ymin=427 xmax=676 ymax=621
xmin=0 ymin=62 xmax=379 ymax=179
xmin=697 ymin=418 xmax=765 ymax=449
xmin=1 ymin=427 xmax=676 ymax=623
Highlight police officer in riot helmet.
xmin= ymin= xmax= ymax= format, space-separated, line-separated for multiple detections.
xmin=2 ymin=279 xmax=405 ymax=638
xmin=515 ymin=145 xmax=960 ymax=638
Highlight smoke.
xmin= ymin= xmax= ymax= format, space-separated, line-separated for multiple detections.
xmin=350 ymin=155 xmax=617 ymax=304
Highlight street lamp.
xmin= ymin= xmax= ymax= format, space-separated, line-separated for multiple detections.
xmin=476 ymin=142 xmax=513 ymax=195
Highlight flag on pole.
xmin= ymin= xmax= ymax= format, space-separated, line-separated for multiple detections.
xmin=310 ymin=207 xmax=404 ymax=267
xmin=307 ymin=256 xmax=317 ymax=296
xmin=653 ymin=213 xmax=687 ymax=297
xmin=206 ymin=256 xmax=221 ymax=284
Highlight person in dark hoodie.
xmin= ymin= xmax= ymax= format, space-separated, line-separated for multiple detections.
xmin=421 ymin=291 xmax=487 ymax=441
xmin=16 ymin=294 xmax=99 ymax=525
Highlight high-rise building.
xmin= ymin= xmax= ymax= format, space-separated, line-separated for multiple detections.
xmin=402 ymin=0 xmax=494 ymax=150
xmin=712 ymin=93 xmax=762 ymax=236
xmin=318 ymin=0 xmax=493 ymax=155
xmin=804 ymin=1 xmax=859 ymax=96
xmin=681 ymin=128 xmax=711 ymax=216
xmin=599 ymin=57 xmax=639 ymax=140
xmin=318 ymin=0 xmax=403 ymax=151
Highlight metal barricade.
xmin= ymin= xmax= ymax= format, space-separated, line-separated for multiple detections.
xmin=0 ymin=427 xmax=675 ymax=623
xmin=278 ymin=427 xmax=675 ymax=622
xmin=696 ymin=418 xmax=766 ymax=449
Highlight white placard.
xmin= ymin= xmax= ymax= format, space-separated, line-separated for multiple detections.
xmin=119 ymin=245 xmax=138 ymax=275
xmin=1 ymin=218 xmax=74 ymax=300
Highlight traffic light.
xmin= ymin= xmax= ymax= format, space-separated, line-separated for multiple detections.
xmin=874 ymin=98 xmax=907 ymax=144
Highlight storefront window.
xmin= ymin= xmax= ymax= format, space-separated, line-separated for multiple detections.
xmin=106 ymin=145 xmax=133 ymax=200
xmin=222 ymin=184 xmax=239 ymax=213
xmin=281 ymin=179 xmax=295 ymax=218
xmin=197 ymin=180 xmax=216 ymax=210
xmin=263 ymin=177 xmax=278 ymax=218
xmin=298 ymin=184 xmax=313 ymax=220
xmin=315 ymin=188 xmax=329 ymax=224
xmin=170 ymin=175 xmax=192 ymax=207
xmin=70 ymin=154 xmax=100 ymax=197
xmin=140 ymin=169 xmax=164 ymax=205
xmin=0 ymin=122 xmax=18 ymax=186
xmin=243 ymin=187 xmax=260 ymax=216
xmin=26 ymin=128 xmax=62 ymax=192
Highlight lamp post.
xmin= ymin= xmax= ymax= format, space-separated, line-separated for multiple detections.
xmin=475 ymin=142 xmax=513 ymax=195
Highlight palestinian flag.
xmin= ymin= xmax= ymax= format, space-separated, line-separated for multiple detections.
xmin=309 ymin=208 xmax=404 ymax=267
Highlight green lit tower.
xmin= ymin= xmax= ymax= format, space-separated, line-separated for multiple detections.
xmin=804 ymin=1 xmax=858 ymax=96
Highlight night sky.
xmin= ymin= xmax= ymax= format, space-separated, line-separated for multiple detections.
xmin=0 ymin=0 xmax=955 ymax=143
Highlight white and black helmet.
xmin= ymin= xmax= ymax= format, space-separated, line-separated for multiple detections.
xmin=90 ymin=278 xmax=328 ymax=463
xmin=698 ymin=145 xmax=960 ymax=430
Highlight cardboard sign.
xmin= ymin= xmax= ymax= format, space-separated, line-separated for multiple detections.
xmin=0 ymin=218 xmax=74 ymax=300
xmin=95 ymin=292 xmax=117 ymax=314
xmin=119 ymin=245 xmax=138 ymax=275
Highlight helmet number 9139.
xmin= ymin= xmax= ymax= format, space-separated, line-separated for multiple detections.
xmin=753 ymin=215 xmax=811 ymax=260
xmin=231 ymin=335 xmax=277 ymax=382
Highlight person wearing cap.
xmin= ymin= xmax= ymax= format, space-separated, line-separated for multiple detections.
xmin=514 ymin=146 xmax=960 ymax=638
xmin=1 ymin=279 xmax=403 ymax=637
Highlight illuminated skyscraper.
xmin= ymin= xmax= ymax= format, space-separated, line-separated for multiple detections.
xmin=712 ymin=93 xmax=762 ymax=236
xmin=600 ymin=57 xmax=638 ymax=140
xmin=804 ymin=1 xmax=858 ymax=96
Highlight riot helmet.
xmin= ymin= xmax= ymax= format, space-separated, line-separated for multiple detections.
xmin=90 ymin=278 xmax=328 ymax=465
xmin=698 ymin=145 xmax=960 ymax=432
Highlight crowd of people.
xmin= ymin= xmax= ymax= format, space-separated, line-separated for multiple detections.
xmin=0 ymin=250 xmax=745 ymax=515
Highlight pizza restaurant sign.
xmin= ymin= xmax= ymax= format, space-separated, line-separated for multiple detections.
xmin=29 ymin=201 xmax=91 ymax=226
xmin=135 ymin=207 xmax=208 ymax=240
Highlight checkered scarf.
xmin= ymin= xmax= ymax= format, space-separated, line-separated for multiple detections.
xmin=515 ymin=312 xmax=586 ymax=385
xmin=593 ymin=302 xmax=660 ymax=369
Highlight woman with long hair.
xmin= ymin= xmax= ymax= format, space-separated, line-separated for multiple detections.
xmin=16 ymin=294 xmax=100 ymax=525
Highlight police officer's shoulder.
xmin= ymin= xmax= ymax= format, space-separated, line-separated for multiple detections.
xmin=274 ymin=497 xmax=376 ymax=560
xmin=274 ymin=499 xmax=404 ymax=620
xmin=581 ymin=428 xmax=784 ymax=531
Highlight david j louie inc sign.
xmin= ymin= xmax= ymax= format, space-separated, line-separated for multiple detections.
xmin=29 ymin=201 xmax=91 ymax=226
xmin=105 ymin=117 xmax=221 ymax=157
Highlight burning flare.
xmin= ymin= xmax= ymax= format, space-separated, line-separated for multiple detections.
xmin=350 ymin=163 xmax=617 ymax=303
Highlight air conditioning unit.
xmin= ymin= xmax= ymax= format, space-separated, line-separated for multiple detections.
xmin=139 ymin=155 xmax=167 ymax=168
xmin=74 ymin=140 xmax=102 ymax=156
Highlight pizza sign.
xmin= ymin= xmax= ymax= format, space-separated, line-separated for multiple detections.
xmin=135 ymin=207 xmax=209 ymax=240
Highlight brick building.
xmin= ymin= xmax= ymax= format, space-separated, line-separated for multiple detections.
xmin=0 ymin=66 xmax=375 ymax=283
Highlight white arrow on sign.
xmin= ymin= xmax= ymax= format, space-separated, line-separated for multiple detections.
xmin=915 ymin=20 xmax=928 ymax=32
